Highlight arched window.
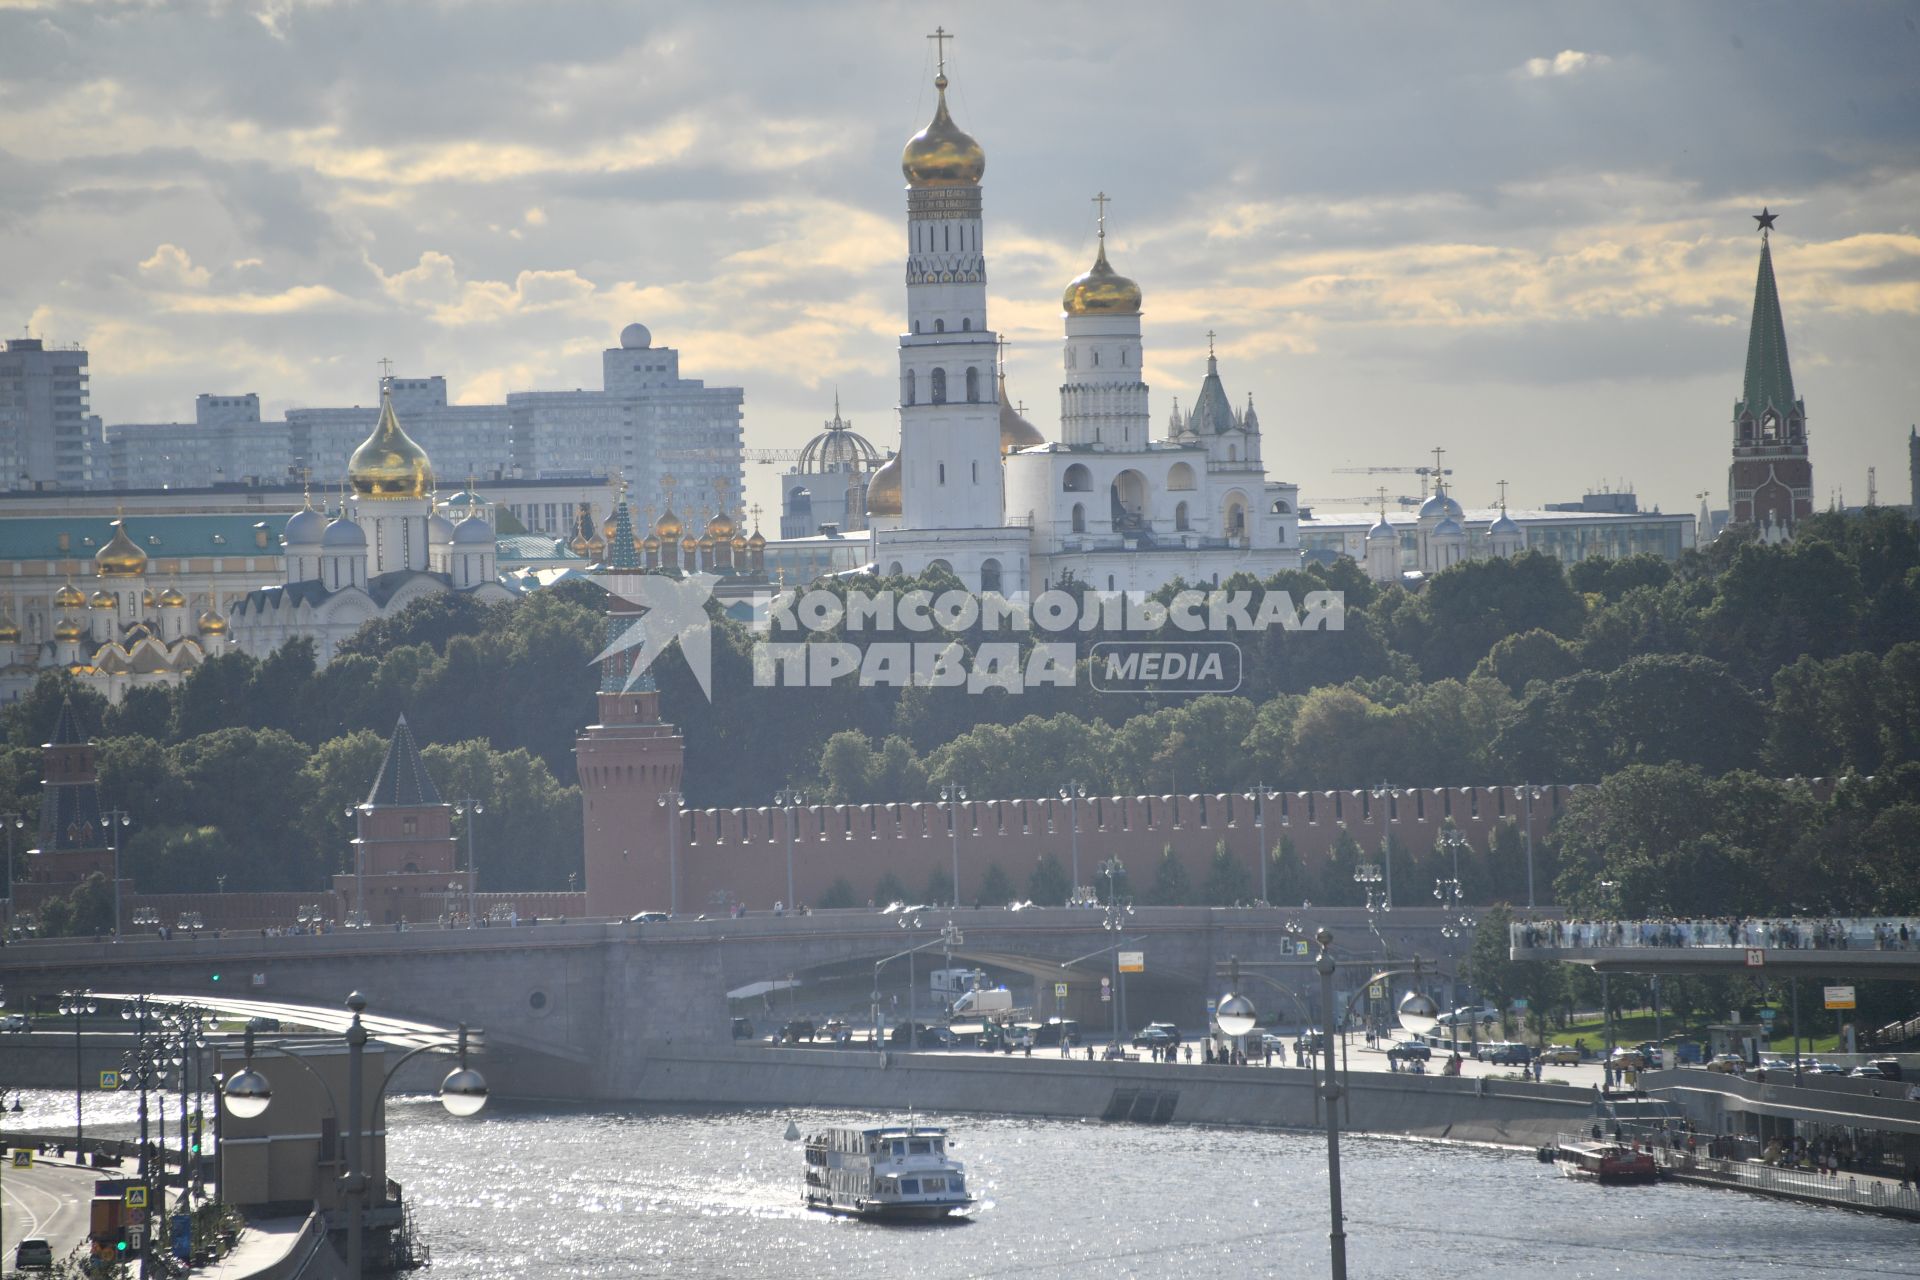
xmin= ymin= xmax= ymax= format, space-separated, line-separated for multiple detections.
xmin=913 ymin=320 xmax=920 ymax=334
xmin=1175 ymin=501 xmax=1190 ymax=531
xmin=980 ymin=558 xmax=1002 ymax=593
xmin=1270 ymin=499 xmax=1292 ymax=514
xmin=1121 ymin=349 xmax=1128 ymax=366
xmin=906 ymin=369 xmax=916 ymax=405
xmin=965 ymin=367 xmax=980 ymax=402
xmin=1168 ymin=462 xmax=1196 ymax=491
xmin=1063 ymin=463 xmax=1093 ymax=492
xmin=888 ymin=561 xmax=904 ymax=576
xmin=1228 ymin=444 xmax=1238 ymax=462
xmin=938 ymin=463 xmax=946 ymax=484
xmin=1071 ymin=503 xmax=1086 ymax=533
xmin=935 ymin=318 xmax=945 ymax=333
xmin=931 ymin=368 xmax=947 ymax=404
xmin=962 ymin=317 xmax=971 ymax=331
xmin=1093 ymin=350 xmax=1100 ymax=366
xmin=1226 ymin=502 xmax=1246 ymax=537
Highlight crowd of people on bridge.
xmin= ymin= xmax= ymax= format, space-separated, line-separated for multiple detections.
xmin=1513 ymin=917 xmax=1917 ymax=951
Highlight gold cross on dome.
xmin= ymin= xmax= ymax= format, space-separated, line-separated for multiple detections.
xmin=928 ymin=26 xmax=953 ymax=76
xmin=377 ymin=356 xmax=394 ymax=379
xmin=1206 ymin=330 xmax=1216 ymax=358
xmin=1092 ymin=191 xmax=1110 ymax=240
xmin=1431 ymin=445 xmax=1446 ymax=476
xmin=1497 ymin=479 xmax=1509 ymax=510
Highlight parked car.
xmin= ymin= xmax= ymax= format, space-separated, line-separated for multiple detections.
xmin=730 ymin=1017 xmax=756 ymax=1041
xmin=1706 ymin=1054 xmax=1748 ymax=1074
xmin=1386 ymin=1041 xmax=1432 ymax=1064
xmin=1 ymin=1013 xmax=31 ymax=1032
xmin=1485 ymin=1042 xmax=1535 ymax=1065
xmin=1607 ymin=1048 xmax=1651 ymax=1071
xmin=14 ymin=1238 xmax=51 ymax=1271
xmin=245 ymin=1016 xmax=282 ymax=1033
xmin=1034 ymin=1019 xmax=1081 ymax=1048
xmin=779 ymin=1019 xmax=816 ymax=1043
xmin=1131 ymin=1023 xmax=1180 ymax=1048
xmin=1867 ymin=1058 xmax=1904 ymax=1082
xmin=1537 ymin=1045 xmax=1581 ymax=1065
xmin=629 ymin=911 xmax=669 ymax=923
xmin=1849 ymin=1063 xmax=1894 ymax=1079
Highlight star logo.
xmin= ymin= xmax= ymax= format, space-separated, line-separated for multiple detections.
xmin=1754 ymin=207 xmax=1778 ymax=233
xmin=586 ymin=571 xmax=719 ymax=701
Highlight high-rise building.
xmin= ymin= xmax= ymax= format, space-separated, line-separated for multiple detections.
xmin=0 ymin=337 xmax=95 ymax=489
xmin=1727 ymin=209 xmax=1814 ymax=538
xmin=103 ymin=392 xmax=289 ymax=489
xmin=286 ymin=376 xmax=512 ymax=492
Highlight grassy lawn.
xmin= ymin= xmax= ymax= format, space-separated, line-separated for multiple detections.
xmin=1540 ymin=1011 xmax=1844 ymax=1055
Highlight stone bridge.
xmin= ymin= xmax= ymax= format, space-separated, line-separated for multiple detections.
xmin=0 ymin=906 xmax=1482 ymax=1100
xmin=1510 ymin=918 xmax=1920 ymax=979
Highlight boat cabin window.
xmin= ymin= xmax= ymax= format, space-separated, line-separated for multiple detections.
xmin=909 ymin=1139 xmax=932 ymax=1155
xmin=890 ymin=1140 xmax=906 ymax=1157
xmin=901 ymin=1179 xmax=921 ymax=1194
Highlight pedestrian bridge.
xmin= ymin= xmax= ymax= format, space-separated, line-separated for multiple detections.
xmin=1510 ymin=917 xmax=1920 ymax=978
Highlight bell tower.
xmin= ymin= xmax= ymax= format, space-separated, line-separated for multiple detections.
xmin=1727 ymin=209 xmax=1814 ymax=535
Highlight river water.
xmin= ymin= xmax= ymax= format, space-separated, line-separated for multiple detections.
xmin=377 ymin=1101 xmax=1920 ymax=1279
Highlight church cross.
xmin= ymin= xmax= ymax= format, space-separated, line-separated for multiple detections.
xmin=1377 ymin=485 xmax=1389 ymax=519
xmin=1092 ymin=191 xmax=1110 ymax=240
xmin=1206 ymin=329 xmax=1216 ymax=358
xmin=1430 ymin=445 xmax=1446 ymax=476
xmin=1497 ymin=479 xmax=1509 ymax=510
xmin=377 ymin=356 xmax=394 ymax=380
xmin=927 ymin=26 xmax=953 ymax=76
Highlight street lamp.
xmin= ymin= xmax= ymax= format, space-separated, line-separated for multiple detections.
xmin=1367 ymin=783 xmax=1397 ymax=908
xmin=873 ymin=922 xmax=960 ymax=1056
xmin=940 ymin=785 xmax=967 ymax=907
xmin=1217 ymin=955 xmax=1258 ymax=1060
xmin=657 ymin=789 xmax=684 ymax=915
xmin=775 ymin=788 xmax=806 ymax=909
xmin=1 ymin=811 xmax=23 ymax=937
xmin=57 ymin=989 xmax=96 ymax=1153
xmin=1099 ymin=860 xmax=1134 ymax=1049
xmin=118 ymin=995 xmax=168 ymax=1278
xmin=1314 ymin=930 xmax=1349 ymax=1279
xmin=453 ymin=800 xmax=484 ymax=930
xmin=1058 ymin=782 xmax=1086 ymax=894
xmin=344 ymin=805 xmax=369 ymax=927
xmin=223 ymin=992 xmax=487 ymax=1278
xmin=1434 ymin=875 xmax=1475 ymax=1043
xmin=1243 ymin=785 xmax=1273 ymax=905
xmin=104 ymin=808 xmax=132 ymax=938
xmin=1520 ymin=783 xmax=1544 ymax=910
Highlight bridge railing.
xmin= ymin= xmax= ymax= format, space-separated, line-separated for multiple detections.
xmin=1512 ymin=917 xmax=1920 ymax=954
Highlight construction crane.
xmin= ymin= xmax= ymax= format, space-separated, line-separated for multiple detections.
xmin=1332 ymin=447 xmax=1455 ymax=497
xmin=1309 ymin=494 xmax=1423 ymax=509
xmin=744 ymin=448 xmax=806 ymax=465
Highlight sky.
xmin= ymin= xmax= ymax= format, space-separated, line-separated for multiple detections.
xmin=2 ymin=1 xmax=1917 ymax=524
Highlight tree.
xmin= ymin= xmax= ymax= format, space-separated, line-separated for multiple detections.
xmin=37 ymin=871 xmax=116 ymax=937
xmin=1475 ymin=629 xmax=1581 ymax=697
xmin=1145 ymin=846 xmax=1192 ymax=906
xmin=1027 ymin=853 xmax=1070 ymax=906
xmin=817 ymin=878 xmax=856 ymax=910
xmin=1203 ymin=842 xmax=1251 ymax=905
xmin=923 ymin=867 xmax=954 ymax=908
xmin=873 ymin=872 xmax=908 ymax=906
xmin=976 ymin=862 xmax=1014 ymax=907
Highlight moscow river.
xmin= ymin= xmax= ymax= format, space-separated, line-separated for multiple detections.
xmin=381 ymin=1102 xmax=1920 ymax=1279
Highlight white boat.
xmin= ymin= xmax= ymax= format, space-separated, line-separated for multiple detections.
xmin=802 ymin=1124 xmax=975 ymax=1221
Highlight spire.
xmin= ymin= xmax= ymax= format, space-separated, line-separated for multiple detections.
xmin=1738 ymin=213 xmax=1799 ymax=422
xmin=365 ymin=713 xmax=444 ymax=807
xmin=1188 ymin=338 xmax=1235 ymax=435
xmin=607 ymin=480 xmax=640 ymax=571
xmin=48 ymin=695 xmax=88 ymax=746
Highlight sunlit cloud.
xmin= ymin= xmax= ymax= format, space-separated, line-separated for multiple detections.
xmin=1521 ymin=50 xmax=1611 ymax=78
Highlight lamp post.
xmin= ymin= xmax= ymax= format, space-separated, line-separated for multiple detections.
xmin=58 ymin=989 xmax=95 ymax=1154
xmin=872 ymin=921 xmax=953 ymax=1058
xmin=1058 ymin=782 xmax=1086 ymax=894
xmin=453 ymin=800 xmax=484 ymax=929
xmin=1434 ymin=876 xmax=1474 ymax=1043
xmin=1314 ymin=930 xmax=1348 ymax=1279
xmin=775 ymin=788 xmax=805 ymax=909
xmin=940 ymin=785 xmax=967 ymax=907
xmin=1520 ymin=783 xmax=1542 ymax=910
xmin=1099 ymin=861 xmax=1134 ymax=1049
xmin=224 ymin=993 xmax=487 ymax=1279
xmin=118 ymin=995 xmax=165 ymax=1279
xmin=104 ymin=808 xmax=132 ymax=938
xmin=1 ymin=811 xmax=23 ymax=938
xmin=657 ymin=789 xmax=684 ymax=915
xmin=344 ymin=805 xmax=368 ymax=927
xmin=1243 ymin=785 xmax=1273 ymax=904
xmin=1367 ymin=783 xmax=1397 ymax=909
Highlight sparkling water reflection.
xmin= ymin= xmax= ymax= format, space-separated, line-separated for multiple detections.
xmin=382 ymin=1102 xmax=1920 ymax=1279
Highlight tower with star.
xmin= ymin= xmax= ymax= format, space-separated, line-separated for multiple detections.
xmin=1727 ymin=208 xmax=1814 ymax=538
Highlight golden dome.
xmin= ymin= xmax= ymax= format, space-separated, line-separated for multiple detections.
xmin=600 ymin=512 xmax=618 ymax=542
xmin=141 ymin=588 xmax=156 ymax=609
xmin=347 ymin=393 xmax=433 ymax=501
xmin=707 ymin=510 xmax=735 ymax=539
xmin=643 ymin=534 xmax=661 ymax=552
xmin=998 ymin=374 xmax=1046 ymax=454
xmin=679 ymin=532 xmax=698 ymax=554
xmin=0 ymin=617 xmax=18 ymax=642
xmin=197 ymin=609 xmax=228 ymax=636
xmin=158 ymin=584 xmax=187 ymax=608
xmin=54 ymin=616 xmax=84 ymax=642
xmin=89 ymin=589 xmax=116 ymax=610
xmin=1062 ymin=239 xmax=1142 ymax=317
xmin=95 ymin=520 xmax=148 ymax=577
xmin=731 ymin=531 xmax=748 ymax=552
xmin=748 ymin=528 xmax=767 ymax=549
xmin=654 ymin=507 xmax=682 ymax=539
xmin=587 ymin=536 xmax=607 ymax=561
xmin=866 ymin=452 xmax=903 ymax=518
xmin=567 ymin=530 xmax=591 ymax=557
xmin=901 ymin=73 xmax=985 ymax=189
xmin=54 ymin=580 xmax=86 ymax=609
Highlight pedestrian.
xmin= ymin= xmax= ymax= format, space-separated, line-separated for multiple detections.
xmin=1183 ymin=1044 xmax=1192 ymax=1065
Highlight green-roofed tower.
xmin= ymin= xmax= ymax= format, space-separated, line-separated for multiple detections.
xmin=1728 ymin=208 xmax=1813 ymax=537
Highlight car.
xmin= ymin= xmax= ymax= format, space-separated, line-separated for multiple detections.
xmin=628 ymin=911 xmax=669 ymax=923
xmin=730 ymin=1017 xmax=755 ymax=1041
xmin=1435 ymin=1005 xmax=1499 ymax=1028
xmin=1386 ymin=1041 xmax=1432 ymax=1064
xmin=14 ymin=1237 xmax=52 ymax=1270
xmin=1484 ymin=1042 xmax=1534 ymax=1065
xmin=1867 ymin=1058 xmax=1904 ymax=1082
xmin=1538 ymin=1045 xmax=1582 ymax=1065
xmin=1607 ymin=1048 xmax=1651 ymax=1071
xmin=1807 ymin=1059 xmax=1847 ymax=1075
xmin=1131 ymin=1023 xmax=1179 ymax=1048
xmin=778 ymin=1019 xmax=816 ymax=1043
xmin=1706 ymin=1053 xmax=1747 ymax=1074
xmin=1 ymin=1013 xmax=30 ymax=1032
xmin=245 ymin=1016 xmax=282 ymax=1033
xmin=1848 ymin=1064 xmax=1893 ymax=1079
xmin=1034 ymin=1019 xmax=1081 ymax=1048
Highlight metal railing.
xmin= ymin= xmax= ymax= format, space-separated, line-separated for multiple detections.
xmin=1547 ymin=1132 xmax=1920 ymax=1216
xmin=1513 ymin=917 xmax=1920 ymax=952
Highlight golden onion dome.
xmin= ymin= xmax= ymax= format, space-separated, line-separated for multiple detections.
xmin=54 ymin=616 xmax=84 ymax=642
xmin=600 ymin=512 xmax=619 ymax=541
xmin=643 ymin=534 xmax=661 ymax=553
xmin=158 ymin=584 xmax=187 ymax=608
xmin=89 ymin=589 xmax=116 ymax=610
xmin=866 ymin=452 xmax=903 ymax=518
xmin=707 ymin=510 xmax=735 ymax=539
xmin=654 ymin=507 xmax=682 ymax=539
xmin=998 ymin=375 xmax=1046 ymax=454
xmin=347 ymin=393 xmax=433 ymax=501
xmin=1062 ymin=238 xmax=1143 ymax=318
xmin=587 ymin=536 xmax=607 ymax=561
xmin=95 ymin=520 xmax=148 ymax=577
xmin=0 ymin=617 xmax=19 ymax=642
xmin=748 ymin=528 xmax=767 ymax=549
xmin=141 ymin=588 xmax=157 ymax=609
xmin=197 ymin=609 xmax=228 ymax=636
xmin=567 ymin=530 xmax=591 ymax=557
xmin=731 ymin=531 xmax=748 ymax=552
xmin=54 ymin=579 xmax=87 ymax=609
xmin=680 ymin=532 xmax=698 ymax=554
xmin=901 ymin=73 xmax=985 ymax=188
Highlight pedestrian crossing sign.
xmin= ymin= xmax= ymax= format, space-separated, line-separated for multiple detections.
xmin=124 ymin=1186 xmax=148 ymax=1209
xmin=99 ymin=1070 xmax=121 ymax=1090
xmin=10 ymin=1149 xmax=30 ymax=1168
xmin=1054 ymin=983 xmax=1068 ymax=999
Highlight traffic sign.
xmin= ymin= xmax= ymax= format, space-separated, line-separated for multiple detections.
xmin=1368 ymin=983 xmax=1384 ymax=1000
xmin=99 ymin=1070 xmax=121 ymax=1090
xmin=124 ymin=1186 xmax=148 ymax=1209
xmin=1744 ymin=949 xmax=1765 ymax=967
xmin=1053 ymin=983 xmax=1068 ymax=1000
xmin=11 ymin=1149 xmax=31 ymax=1168
xmin=1759 ymin=1008 xmax=1777 ymax=1022
xmin=127 ymin=1227 xmax=145 ymax=1253
xmin=1117 ymin=951 xmax=1144 ymax=974
xmin=1824 ymin=985 xmax=1856 ymax=1011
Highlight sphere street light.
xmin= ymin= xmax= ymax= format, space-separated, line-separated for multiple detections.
xmin=453 ymin=800 xmax=485 ymax=930
xmin=222 ymin=1067 xmax=272 ymax=1119
xmin=1059 ymin=781 xmax=1087 ymax=893
xmin=940 ymin=785 xmax=968 ymax=907
xmin=657 ymin=789 xmax=684 ymax=915
xmin=775 ymin=788 xmax=806 ymax=910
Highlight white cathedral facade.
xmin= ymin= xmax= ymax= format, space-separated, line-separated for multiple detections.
xmin=229 ymin=388 xmax=514 ymax=664
xmin=861 ymin=56 xmax=1302 ymax=595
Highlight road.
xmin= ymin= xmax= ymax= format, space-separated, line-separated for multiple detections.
xmin=0 ymin=1153 xmax=96 ymax=1270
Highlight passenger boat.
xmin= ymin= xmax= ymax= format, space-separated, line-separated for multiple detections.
xmin=1552 ymin=1139 xmax=1661 ymax=1184
xmin=802 ymin=1124 xmax=975 ymax=1220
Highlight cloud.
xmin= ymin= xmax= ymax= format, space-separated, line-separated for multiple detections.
xmin=1521 ymin=50 xmax=1611 ymax=79
xmin=138 ymin=242 xmax=209 ymax=288
xmin=161 ymin=284 xmax=358 ymax=315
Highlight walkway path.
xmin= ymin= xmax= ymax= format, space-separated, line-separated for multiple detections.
xmin=0 ymin=1152 xmax=97 ymax=1270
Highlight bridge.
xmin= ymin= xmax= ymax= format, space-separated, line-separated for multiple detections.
xmin=1509 ymin=917 xmax=1920 ymax=978
xmin=0 ymin=906 xmax=1488 ymax=1100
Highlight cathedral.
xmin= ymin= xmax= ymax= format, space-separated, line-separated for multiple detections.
xmin=859 ymin=45 xmax=1302 ymax=594
xmin=229 ymin=384 xmax=515 ymax=663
